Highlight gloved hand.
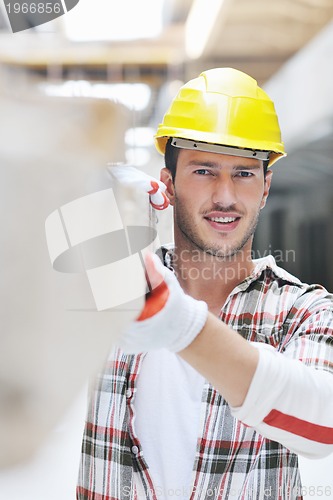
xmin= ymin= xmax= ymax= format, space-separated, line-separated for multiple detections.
xmin=116 ymin=253 xmax=208 ymax=354
xmin=108 ymin=164 xmax=170 ymax=210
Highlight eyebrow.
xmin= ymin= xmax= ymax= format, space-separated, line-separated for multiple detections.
xmin=186 ymin=160 xmax=261 ymax=170
xmin=234 ymin=164 xmax=261 ymax=171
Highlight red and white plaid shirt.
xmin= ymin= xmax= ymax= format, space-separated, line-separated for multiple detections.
xmin=77 ymin=253 xmax=333 ymax=500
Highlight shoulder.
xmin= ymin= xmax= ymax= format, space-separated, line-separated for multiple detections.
xmin=254 ymin=255 xmax=331 ymax=297
xmin=260 ymin=256 xmax=333 ymax=330
xmin=251 ymin=255 xmax=333 ymax=321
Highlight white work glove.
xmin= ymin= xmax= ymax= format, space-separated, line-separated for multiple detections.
xmin=108 ymin=164 xmax=170 ymax=210
xmin=116 ymin=253 xmax=208 ymax=354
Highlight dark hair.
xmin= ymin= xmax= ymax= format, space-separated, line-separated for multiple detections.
xmin=164 ymin=137 xmax=179 ymax=181
xmin=165 ymin=137 xmax=269 ymax=180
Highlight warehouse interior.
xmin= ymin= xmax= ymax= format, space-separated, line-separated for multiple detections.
xmin=0 ymin=0 xmax=333 ymax=498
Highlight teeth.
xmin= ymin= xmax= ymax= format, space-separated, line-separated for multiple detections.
xmin=209 ymin=217 xmax=236 ymax=223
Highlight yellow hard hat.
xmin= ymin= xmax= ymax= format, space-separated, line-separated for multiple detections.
xmin=154 ymin=68 xmax=286 ymax=166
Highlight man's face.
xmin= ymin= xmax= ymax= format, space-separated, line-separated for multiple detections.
xmin=161 ymin=149 xmax=272 ymax=259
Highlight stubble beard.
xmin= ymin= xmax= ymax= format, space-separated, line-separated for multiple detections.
xmin=174 ymin=194 xmax=261 ymax=261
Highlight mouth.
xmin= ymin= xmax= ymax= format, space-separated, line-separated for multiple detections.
xmin=204 ymin=214 xmax=241 ymax=232
xmin=207 ymin=216 xmax=238 ymax=223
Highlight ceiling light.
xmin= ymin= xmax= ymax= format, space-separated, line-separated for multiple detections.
xmin=40 ymin=81 xmax=151 ymax=111
xmin=64 ymin=0 xmax=165 ymax=42
xmin=185 ymin=0 xmax=226 ymax=59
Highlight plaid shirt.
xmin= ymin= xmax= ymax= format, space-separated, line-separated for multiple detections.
xmin=77 ymin=253 xmax=333 ymax=500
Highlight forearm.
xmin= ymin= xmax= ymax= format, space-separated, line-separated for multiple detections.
xmin=231 ymin=341 xmax=333 ymax=458
xmin=178 ymin=312 xmax=259 ymax=407
xmin=180 ymin=315 xmax=333 ymax=458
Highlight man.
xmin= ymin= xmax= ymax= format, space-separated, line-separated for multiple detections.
xmin=77 ymin=68 xmax=333 ymax=500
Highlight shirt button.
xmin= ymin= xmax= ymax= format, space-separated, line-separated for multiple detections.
xmin=131 ymin=445 xmax=139 ymax=455
xmin=126 ymin=389 xmax=132 ymax=398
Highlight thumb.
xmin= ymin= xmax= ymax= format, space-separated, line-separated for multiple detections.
xmin=144 ymin=252 xmax=166 ymax=290
xmin=137 ymin=253 xmax=169 ymax=321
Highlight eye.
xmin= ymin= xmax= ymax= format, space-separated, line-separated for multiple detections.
xmin=194 ymin=169 xmax=211 ymax=175
xmin=236 ymin=171 xmax=254 ymax=178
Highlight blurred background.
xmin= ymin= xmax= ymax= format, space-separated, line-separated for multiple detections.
xmin=0 ymin=0 xmax=333 ymax=498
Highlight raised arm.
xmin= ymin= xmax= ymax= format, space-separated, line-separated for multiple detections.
xmin=117 ymin=254 xmax=333 ymax=459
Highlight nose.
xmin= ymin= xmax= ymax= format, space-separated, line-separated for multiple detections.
xmin=211 ymin=174 xmax=237 ymax=207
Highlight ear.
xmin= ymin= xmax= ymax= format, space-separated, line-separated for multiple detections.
xmin=160 ymin=168 xmax=176 ymax=206
xmin=260 ymin=169 xmax=273 ymax=210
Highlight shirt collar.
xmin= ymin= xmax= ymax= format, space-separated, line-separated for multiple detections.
xmin=229 ymin=254 xmax=302 ymax=296
xmin=162 ymin=246 xmax=302 ymax=295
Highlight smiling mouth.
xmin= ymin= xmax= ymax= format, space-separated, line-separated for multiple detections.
xmin=205 ymin=216 xmax=240 ymax=224
xmin=203 ymin=214 xmax=242 ymax=233
xmin=205 ymin=217 xmax=240 ymax=225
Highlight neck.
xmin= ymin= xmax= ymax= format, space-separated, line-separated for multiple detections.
xmin=172 ymin=236 xmax=255 ymax=315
